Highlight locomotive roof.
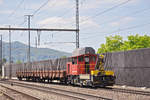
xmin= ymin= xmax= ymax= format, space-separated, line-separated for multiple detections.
xmin=72 ymin=47 xmax=95 ymax=56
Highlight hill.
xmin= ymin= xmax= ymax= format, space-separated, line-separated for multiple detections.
xmin=2 ymin=41 xmax=71 ymax=63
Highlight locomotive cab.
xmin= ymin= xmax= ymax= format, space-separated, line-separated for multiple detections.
xmin=66 ymin=47 xmax=116 ymax=87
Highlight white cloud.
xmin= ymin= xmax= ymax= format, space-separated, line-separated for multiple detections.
xmin=110 ymin=22 xmax=120 ymax=27
xmin=110 ymin=16 xmax=135 ymax=27
xmin=37 ymin=16 xmax=99 ymax=29
xmin=0 ymin=0 xmax=3 ymax=4
xmin=80 ymin=16 xmax=99 ymax=28
xmin=46 ymin=0 xmax=139 ymax=11
xmin=81 ymin=0 xmax=139 ymax=10
xmin=123 ymin=17 xmax=134 ymax=22
xmin=99 ymin=0 xmax=139 ymax=4
xmin=38 ymin=17 xmax=75 ymax=28
xmin=0 ymin=10 xmax=12 ymax=14
xmin=47 ymin=0 xmax=72 ymax=9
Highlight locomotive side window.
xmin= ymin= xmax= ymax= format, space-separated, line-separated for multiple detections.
xmin=91 ymin=56 xmax=96 ymax=62
xmin=74 ymin=57 xmax=77 ymax=64
xmin=72 ymin=58 xmax=74 ymax=64
xmin=72 ymin=57 xmax=77 ymax=64
xmin=78 ymin=56 xmax=84 ymax=62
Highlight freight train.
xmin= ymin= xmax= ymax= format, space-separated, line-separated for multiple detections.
xmin=16 ymin=47 xmax=115 ymax=87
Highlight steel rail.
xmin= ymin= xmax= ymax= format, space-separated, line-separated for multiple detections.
xmin=10 ymin=79 xmax=150 ymax=96
xmin=3 ymin=79 xmax=150 ymax=96
xmin=0 ymin=84 xmax=41 ymax=100
xmin=112 ymin=87 xmax=150 ymax=96
xmin=0 ymin=90 xmax=15 ymax=100
xmin=0 ymin=80 xmax=112 ymax=100
xmin=98 ymin=86 xmax=150 ymax=96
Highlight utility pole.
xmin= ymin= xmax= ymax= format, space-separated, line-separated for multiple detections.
xmin=35 ymin=37 xmax=37 ymax=48
xmin=0 ymin=35 xmax=2 ymax=76
xmin=9 ymin=25 xmax=11 ymax=79
xmin=25 ymin=15 xmax=33 ymax=64
xmin=76 ymin=0 xmax=79 ymax=48
xmin=37 ymin=30 xmax=41 ymax=46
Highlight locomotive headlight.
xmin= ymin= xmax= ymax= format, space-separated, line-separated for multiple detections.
xmin=91 ymin=70 xmax=94 ymax=75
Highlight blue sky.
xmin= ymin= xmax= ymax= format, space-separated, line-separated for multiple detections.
xmin=0 ymin=0 xmax=150 ymax=53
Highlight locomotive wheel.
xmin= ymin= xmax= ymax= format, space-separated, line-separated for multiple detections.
xmin=80 ymin=83 xmax=83 ymax=87
xmin=18 ymin=77 xmax=22 ymax=81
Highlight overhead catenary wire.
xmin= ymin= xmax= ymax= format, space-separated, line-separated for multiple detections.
xmin=8 ymin=0 xmax=25 ymax=18
xmin=80 ymin=0 xmax=86 ymax=7
xmin=40 ymin=5 xmax=75 ymax=28
xmin=81 ymin=7 xmax=150 ymax=31
xmin=32 ymin=0 xmax=51 ymax=16
xmin=39 ymin=1 xmax=77 ymax=42
xmin=81 ymin=21 xmax=150 ymax=40
xmin=64 ymin=0 xmax=132 ymax=28
xmin=18 ymin=19 xmax=26 ymax=26
xmin=80 ymin=0 xmax=132 ymax=24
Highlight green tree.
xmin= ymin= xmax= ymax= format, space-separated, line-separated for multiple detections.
xmin=97 ymin=44 xmax=107 ymax=53
xmin=97 ymin=34 xmax=150 ymax=53
xmin=61 ymin=56 xmax=67 ymax=58
xmin=2 ymin=58 xmax=7 ymax=64
xmin=16 ymin=60 xmax=22 ymax=64
xmin=97 ymin=35 xmax=123 ymax=53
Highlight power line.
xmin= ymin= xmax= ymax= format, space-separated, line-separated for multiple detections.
xmin=8 ymin=0 xmax=25 ymax=18
xmin=80 ymin=0 xmax=132 ymax=24
xmin=32 ymin=0 xmax=51 ymax=15
xmin=81 ymin=7 xmax=150 ymax=30
xmin=12 ymin=0 xmax=50 ymax=30
xmin=18 ymin=19 xmax=26 ymax=26
xmin=81 ymin=21 xmax=150 ymax=40
xmin=65 ymin=0 xmax=132 ymax=29
xmin=40 ymin=5 xmax=75 ymax=28
xmin=40 ymin=0 xmax=79 ymax=48
xmin=33 ymin=0 xmax=60 ymax=17
xmin=80 ymin=0 xmax=86 ymax=7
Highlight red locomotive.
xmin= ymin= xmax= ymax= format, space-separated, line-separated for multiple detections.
xmin=16 ymin=47 xmax=115 ymax=87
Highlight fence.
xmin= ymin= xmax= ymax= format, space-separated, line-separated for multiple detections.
xmin=104 ymin=48 xmax=150 ymax=87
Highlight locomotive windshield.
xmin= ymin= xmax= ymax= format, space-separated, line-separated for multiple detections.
xmin=85 ymin=56 xmax=89 ymax=62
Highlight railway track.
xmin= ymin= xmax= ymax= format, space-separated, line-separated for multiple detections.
xmin=0 ymin=80 xmax=112 ymax=100
xmin=0 ymin=84 xmax=41 ymax=100
xmin=14 ymin=79 xmax=150 ymax=96
xmin=0 ymin=89 xmax=15 ymax=100
xmin=110 ymin=87 xmax=150 ymax=96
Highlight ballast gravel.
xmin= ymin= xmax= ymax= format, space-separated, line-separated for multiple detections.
xmin=0 ymin=83 xmax=76 ymax=100
xmin=5 ymin=80 xmax=150 ymax=100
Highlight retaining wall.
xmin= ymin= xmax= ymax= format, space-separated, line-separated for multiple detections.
xmin=104 ymin=48 xmax=150 ymax=87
